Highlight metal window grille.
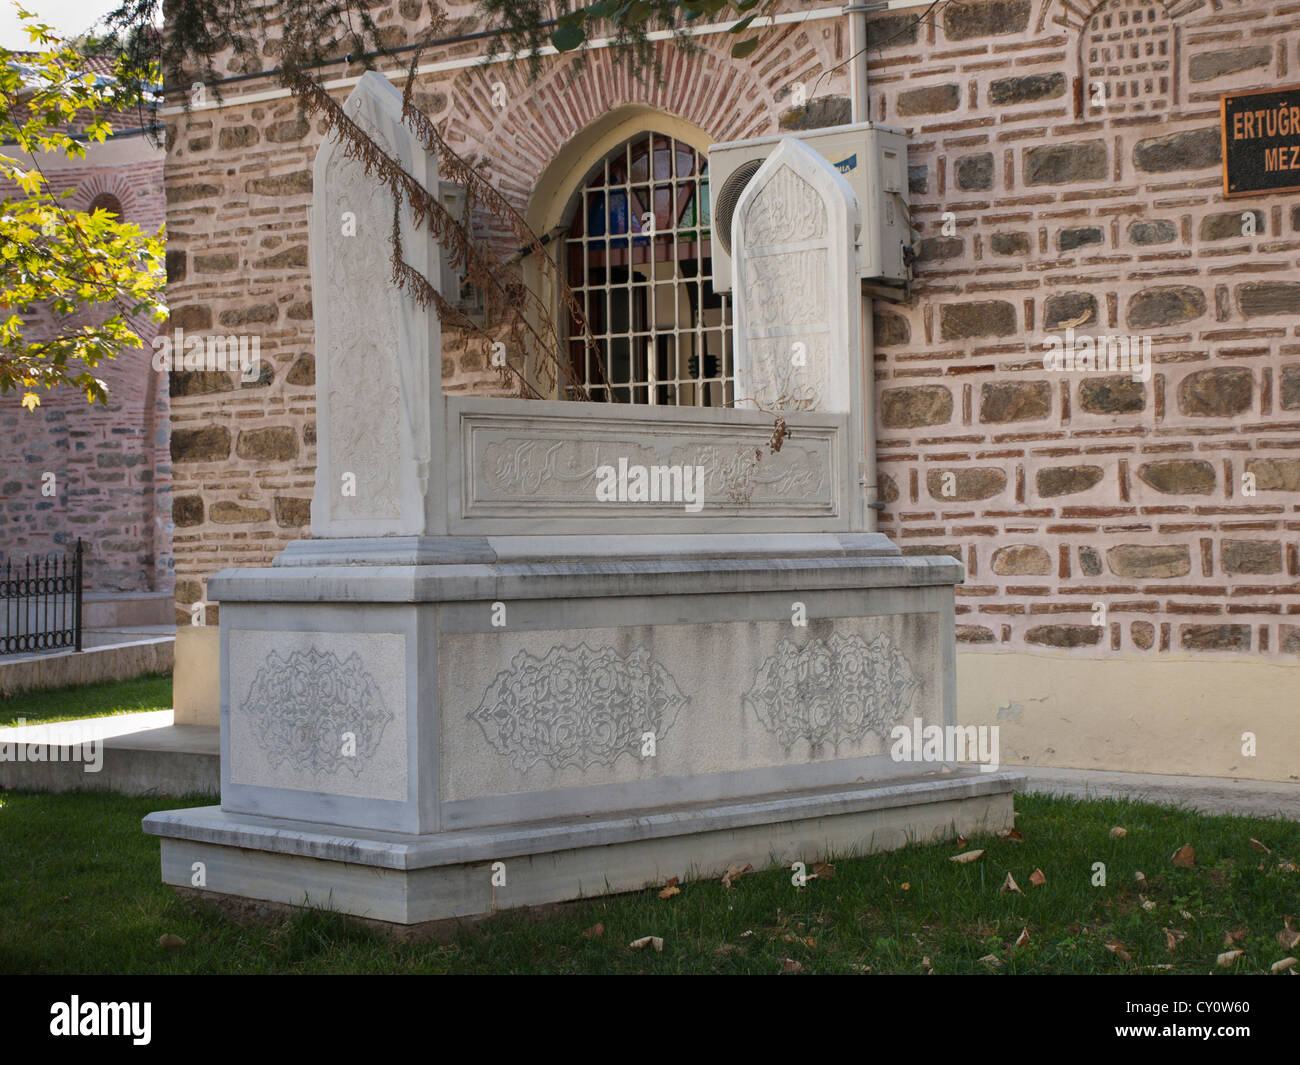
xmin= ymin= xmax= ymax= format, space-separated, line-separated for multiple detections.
xmin=1 ymin=539 xmax=83 ymax=656
xmin=563 ymin=133 xmax=734 ymax=406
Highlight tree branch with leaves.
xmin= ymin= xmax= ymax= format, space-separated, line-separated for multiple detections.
xmin=0 ymin=6 xmax=166 ymax=410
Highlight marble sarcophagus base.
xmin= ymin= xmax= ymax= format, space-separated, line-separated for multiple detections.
xmin=144 ymin=533 xmax=1022 ymax=927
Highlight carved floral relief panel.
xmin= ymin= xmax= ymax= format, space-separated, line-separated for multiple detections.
xmin=229 ymin=630 xmax=408 ymax=800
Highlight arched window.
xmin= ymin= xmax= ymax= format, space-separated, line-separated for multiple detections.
xmin=88 ymin=192 xmax=125 ymax=219
xmin=563 ymin=132 xmax=733 ymax=406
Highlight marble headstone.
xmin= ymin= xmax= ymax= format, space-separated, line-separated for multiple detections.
xmin=731 ymin=138 xmax=861 ymax=415
xmin=309 ymin=71 xmax=445 ymax=538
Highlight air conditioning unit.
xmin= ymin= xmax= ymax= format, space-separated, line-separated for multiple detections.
xmin=707 ymin=122 xmax=912 ymax=294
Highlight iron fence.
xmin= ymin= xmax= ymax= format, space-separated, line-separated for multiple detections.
xmin=1 ymin=539 xmax=83 ymax=655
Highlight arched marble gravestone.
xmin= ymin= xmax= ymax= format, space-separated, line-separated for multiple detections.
xmin=309 ymin=71 xmax=445 ymax=538
xmin=732 ymin=138 xmax=861 ymax=415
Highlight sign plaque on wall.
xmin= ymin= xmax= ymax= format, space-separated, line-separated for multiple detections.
xmin=1222 ymin=84 xmax=1300 ymax=197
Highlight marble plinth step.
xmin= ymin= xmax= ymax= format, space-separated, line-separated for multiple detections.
xmin=144 ymin=770 xmax=1023 ymax=926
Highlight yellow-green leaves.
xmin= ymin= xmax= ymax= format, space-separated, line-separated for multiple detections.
xmin=0 ymin=12 xmax=166 ymax=409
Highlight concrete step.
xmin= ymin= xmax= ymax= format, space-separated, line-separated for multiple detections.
xmin=0 ymin=635 xmax=173 ymax=694
xmin=1020 ymin=766 xmax=1300 ymax=821
xmin=0 ymin=711 xmax=217 ymax=797
xmin=82 ymin=624 xmax=176 ymax=648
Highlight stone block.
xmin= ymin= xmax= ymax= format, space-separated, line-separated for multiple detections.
xmin=1106 ymin=544 xmax=1190 ymax=578
xmin=980 ymin=380 xmax=1051 ymax=423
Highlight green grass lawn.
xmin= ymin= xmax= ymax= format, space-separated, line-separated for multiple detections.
xmin=0 ymin=672 xmax=172 ymax=727
xmin=1 ymin=787 xmax=1296 ymax=974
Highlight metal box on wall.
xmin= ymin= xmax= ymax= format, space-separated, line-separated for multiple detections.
xmin=707 ymin=121 xmax=912 ymax=292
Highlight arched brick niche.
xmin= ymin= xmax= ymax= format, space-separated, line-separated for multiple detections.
xmin=1037 ymin=0 xmax=1240 ymax=117
xmin=1077 ymin=0 xmax=1177 ymax=117
xmin=75 ymin=173 xmax=142 ymax=221
xmin=1040 ymin=0 xmax=1227 ymax=33
xmin=88 ymin=191 xmax=125 ymax=218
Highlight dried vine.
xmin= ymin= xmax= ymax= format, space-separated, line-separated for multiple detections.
xmin=277 ymin=21 xmax=608 ymax=402
xmin=397 ymin=45 xmax=607 ymax=398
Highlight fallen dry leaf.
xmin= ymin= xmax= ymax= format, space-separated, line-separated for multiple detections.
xmin=1250 ymin=838 xmax=1272 ymax=855
xmin=1001 ymin=871 xmax=1022 ymax=894
xmin=950 ymin=849 xmax=984 ymax=864
xmin=1134 ymin=870 xmax=1148 ymax=888
xmin=740 ymin=929 xmax=754 ymax=938
xmin=978 ymin=953 xmax=1002 ymax=967
xmin=157 ymin=934 xmax=186 ymax=949
xmin=658 ymin=884 xmax=681 ymax=899
xmin=1030 ymin=868 xmax=1047 ymax=887
xmin=957 ymin=835 xmax=968 ymax=847
xmin=1105 ymin=941 xmax=1133 ymax=963
xmin=629 ymin=935 xmax=664 ymax=952
xmin=850 ymin=964 xmax=872 ymax=973
xmin=582 ymin=923 xmax=604 ymax=939
xmin=1015 ymin=927 xmax=1030 ymax=948
xmin=720 ymin=863 xmax=753 ymax=889
xmin=1223 ymin=928 xmax=1248 ymax=947
xmin=1171 ymin=844 xmax=1195 ymax=868
xmin=1110 ymin=826 xmax=1128 ymax=839
xmin=1141 ymin=898 xmax=1156 ymax=912
xmin=1181 ymin=910 xmax=1195 ymax=921
xmin=1276 ymin=926 xmax=1300 ymax=951
xmin=1279 ymin=859 xmax=1298 ymax=872
xmin=813 ymin=861 xmax=835 ymax=880
xmin=1164 ymin=928 xmax=1186 ymax=951
xmin=1271 ymin=957 xmax=1298 ymax=973
xmin=900 ymin=882 xmax=911 ymax=891
xmin=999 ymin=828 xmax=1025 ymax=842
xmin=1216 ymin=949 xmax=1244 ymax=968
xmin=782 ymin=958 xmax=803 ymax=973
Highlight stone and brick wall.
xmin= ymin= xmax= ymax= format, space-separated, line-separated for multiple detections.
xmin=163 ymin=0 xmax=1300 ymax=663
xmin=864 ymin=0 xmax=1300 ymax=661
xmin=0 ymin=143 xmax=171 ymax=592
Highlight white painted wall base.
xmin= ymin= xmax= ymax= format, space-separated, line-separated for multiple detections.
xmin=959 ymin=651 xmax=1300 ymax=783
xmin=172 ymin=626 xmax=219 ymax=726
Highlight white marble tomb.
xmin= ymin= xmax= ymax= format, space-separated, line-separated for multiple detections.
xmin=144 ymin=73 xmax=1021 ymax=928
